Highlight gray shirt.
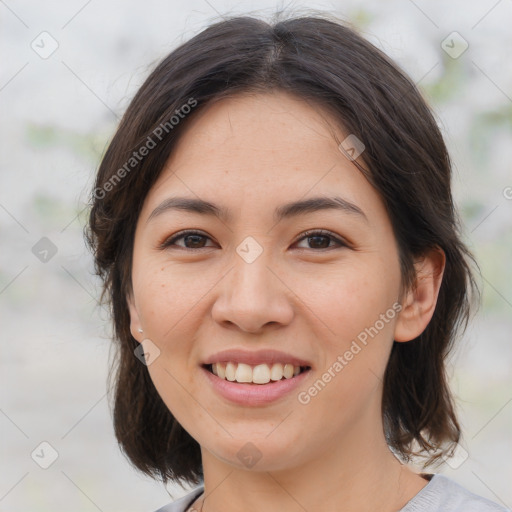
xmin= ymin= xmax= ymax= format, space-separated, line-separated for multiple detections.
xmin=154 ymin=474 xmax=510 ymax=512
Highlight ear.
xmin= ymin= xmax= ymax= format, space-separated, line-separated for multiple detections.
xmin=394 ymin=247 xmax=446 ymax=343
xmin=126 ymin=291 xmax=143 ymax=343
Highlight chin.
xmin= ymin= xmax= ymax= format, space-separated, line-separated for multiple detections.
xmin=206 ymin=435 xmax=307 ymax=472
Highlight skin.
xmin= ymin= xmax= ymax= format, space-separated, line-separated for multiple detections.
xmin=127 ymin=90 xmax=445 ymax=512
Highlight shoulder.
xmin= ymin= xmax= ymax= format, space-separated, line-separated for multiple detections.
xmin=401 ymin=474 xmax=510 ymax=512
xmin=152 ymin=486 xmax=204 ymax=512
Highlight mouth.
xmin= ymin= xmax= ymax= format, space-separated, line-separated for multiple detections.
xmin=202 ymin=362 xmax=312 ymax=385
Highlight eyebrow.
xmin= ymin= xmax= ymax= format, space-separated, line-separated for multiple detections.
xmin=146 ymin=195 xmax=368 ymax=224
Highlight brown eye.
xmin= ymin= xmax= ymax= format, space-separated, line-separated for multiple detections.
xmin=160 ymin=230 xmax=215 ymax=250
xmin=294 ymin=230 xmax=346 ymax=250
xmin=160 ymin=229 xmax=346 ymax=252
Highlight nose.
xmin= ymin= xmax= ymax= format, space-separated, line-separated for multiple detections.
xmin=211 ymin=251 xmax=294 ymax=334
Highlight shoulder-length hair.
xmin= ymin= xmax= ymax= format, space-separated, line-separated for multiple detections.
xmin=86 ymin=13 xmax=479 ymax=487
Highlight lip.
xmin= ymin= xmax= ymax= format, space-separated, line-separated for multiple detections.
xmin=202 ymin=348 xmax=313 ymax=368
xmin=200 ymin=365 xmax=312 ymax=406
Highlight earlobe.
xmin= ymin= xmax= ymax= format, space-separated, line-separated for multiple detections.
xmin=126 ymin=292 xmax=143 ymax=342
xmin=393 ymin=247 xmax=446 ymax=343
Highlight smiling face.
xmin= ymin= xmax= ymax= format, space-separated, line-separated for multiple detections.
xmin=127 ymin=90 xmax=409 ymax=471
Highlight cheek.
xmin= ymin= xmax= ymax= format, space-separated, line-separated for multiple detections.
xmin=294 ymin=259 xmax=399 ymax=347
xmin=292 ymin=259 xmax=399 ymax=412
xmin=132 ymin=264 xmax=206 ymax=408
xmin=134 ymin=263 xmax=206 ymax=336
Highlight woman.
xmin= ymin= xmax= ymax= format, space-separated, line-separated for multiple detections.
xmin=86 ymin=13 xmax=509 ymax=512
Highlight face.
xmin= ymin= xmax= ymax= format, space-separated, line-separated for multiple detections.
xmin=128 ymin=91 xmax=406 ymax=471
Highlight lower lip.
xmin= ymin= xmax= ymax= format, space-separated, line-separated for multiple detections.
xmin=201 ymin=366 xmax=311 ymax=406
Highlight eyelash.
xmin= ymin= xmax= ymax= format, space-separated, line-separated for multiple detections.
xmin=159 ymin=229 xmax=347 ymax=252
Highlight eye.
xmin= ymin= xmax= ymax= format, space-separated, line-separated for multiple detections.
xmin=159 ymin=229 xmax=346 ymax=251
xmin=293 ymin=229 xmax=346 ymax=250
xmin=159 ymin=230 xmax=215 ymax=250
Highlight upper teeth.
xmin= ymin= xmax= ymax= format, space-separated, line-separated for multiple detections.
xmin=211 ymin=362 xmax=303 ymax=384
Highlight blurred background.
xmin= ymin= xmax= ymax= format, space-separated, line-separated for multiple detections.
xmin=1 ymin=0 xmax=511 ymax=510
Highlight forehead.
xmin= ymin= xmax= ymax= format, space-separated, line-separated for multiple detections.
xmin=168 ymin=91 xmax=340 ymax=168
xmin=140 ymin=91 xmax=386 ymax=226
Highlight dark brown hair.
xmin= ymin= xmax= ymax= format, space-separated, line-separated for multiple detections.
xmin=85 ymin=12 xmax=479 ymax=486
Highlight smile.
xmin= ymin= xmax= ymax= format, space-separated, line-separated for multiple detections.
xmin=205 ymin=362 xmax=311 ymax=384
